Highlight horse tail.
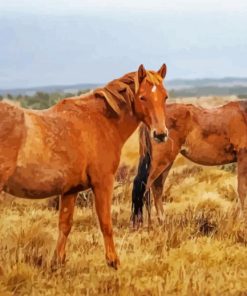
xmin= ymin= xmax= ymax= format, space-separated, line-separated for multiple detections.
xmin=131 ymin=124 xmax=152 ymax=225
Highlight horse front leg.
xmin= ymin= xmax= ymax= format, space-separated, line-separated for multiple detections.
xmin=237 ymin=149 xmax=247 ymax=225
xmin=92 ymin=175 xmax=119 ymax=269
xmin=52 ymin=193 xmax=77 ymax=267
xmin=146 ymin=138 xmax=180 ymax=190
xmin=151 ymin=164 xmax=172 ymax=224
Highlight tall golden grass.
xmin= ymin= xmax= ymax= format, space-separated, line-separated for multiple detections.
xmin=0 ymin=96 xmax=247 ymax=295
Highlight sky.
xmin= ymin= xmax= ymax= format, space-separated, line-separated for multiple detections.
xmin=0 ymin=0 xmax=247 ymax=88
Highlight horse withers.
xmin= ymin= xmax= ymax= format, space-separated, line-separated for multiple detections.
xmin=132 ymin=101 xmax=247 ymax=225
xmin=0 ymin=64 xmax=168 ymax=269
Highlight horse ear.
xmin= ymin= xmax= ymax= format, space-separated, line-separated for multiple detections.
xmin=138 ymin=64 xmax=147 ymax=84
xmin=158 ymin=63 xmax=167 ymax=79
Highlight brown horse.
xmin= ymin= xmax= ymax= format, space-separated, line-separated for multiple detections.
xmin=132 ymin=101 xmax=247 ymax=225
xmin=0 ymin=64 xmax=168 ymax=269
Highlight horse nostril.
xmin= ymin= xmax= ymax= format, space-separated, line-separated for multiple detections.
xmin=153 ymin=131 xmax=166 ymax=142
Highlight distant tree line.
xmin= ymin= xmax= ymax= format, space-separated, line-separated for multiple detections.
xmin=0 ymin=89 xmax=90 ymax=109
xmin=0 ymin=86 xmax=246 ymax=109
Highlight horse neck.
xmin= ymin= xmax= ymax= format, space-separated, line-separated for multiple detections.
xmin=112 ymin=108 xmax=140 ymax=145
xmin=167 ymin=103 xmax=192 ymax=142
xmin=53 ymin=89 xmax=140 ymax=146
xmin=80 ymin=96 xmax=140 ymax=143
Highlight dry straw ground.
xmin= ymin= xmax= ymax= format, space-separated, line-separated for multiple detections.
xmin=1 ymin=96 xmax=247 ymax=295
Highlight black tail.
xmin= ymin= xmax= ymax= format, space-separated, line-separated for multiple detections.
xmin=131 ymin=124 xmax=152 ymax=224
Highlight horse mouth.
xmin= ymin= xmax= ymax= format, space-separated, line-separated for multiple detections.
xmin=153 ymin=135 xmax=167 ymax=143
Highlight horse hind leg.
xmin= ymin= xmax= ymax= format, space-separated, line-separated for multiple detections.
xmin=52 ymin=193 xmax=77 ymax=269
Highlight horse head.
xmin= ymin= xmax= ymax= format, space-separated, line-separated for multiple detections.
xmin=134 ymin=64 xmax=168 ymax=143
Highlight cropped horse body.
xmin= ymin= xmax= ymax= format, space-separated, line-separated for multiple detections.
xmin=132 ymin=101 xmax=247 ymax=224
xmin=0 ymin=64 xmax=168 ymax=269
xmin=3 ymin=98 xmax=124 ymax=198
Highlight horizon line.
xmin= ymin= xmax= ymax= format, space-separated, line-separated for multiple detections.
xmin=1 ymin=76 xmax=247 ymax=91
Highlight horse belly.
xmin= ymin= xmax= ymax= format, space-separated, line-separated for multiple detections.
xmin=181 ymin=134 xmax=236 ymax=165
xmin=5 ymin=165 xmax=66 ymax=198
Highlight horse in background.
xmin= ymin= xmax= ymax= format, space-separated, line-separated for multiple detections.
xmin=132 ymin=101 xmax=247 ymax=225
xmin=0 ymin=64 xmax=169 ymax=269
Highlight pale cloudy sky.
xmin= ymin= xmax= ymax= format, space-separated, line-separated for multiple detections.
xmin=1 ymin=0 xmax=247 ymax=14
xmin=0 ymin=0 xmax=246 ymax=88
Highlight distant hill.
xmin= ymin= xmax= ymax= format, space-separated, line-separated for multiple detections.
xmin=0 ymin=83 xmax=100 ymax=96
xmin=165 ymin=77 xmax=247 ymax=97
xmin=1 ymin=77 xmax=247 ymax=97
xmin=166 ymin=77 xmax=247 ymax=89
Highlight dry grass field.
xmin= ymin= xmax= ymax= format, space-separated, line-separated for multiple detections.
xmin=1 ymin=96 xmax=247 ymax=295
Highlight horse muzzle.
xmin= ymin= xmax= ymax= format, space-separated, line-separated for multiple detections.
xmin=152 ymin=129 xmax=168 ymax=143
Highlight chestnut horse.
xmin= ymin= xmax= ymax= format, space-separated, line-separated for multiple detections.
xmin=0 ymin=64 xmax=168 ymax=269
xmin=132 ymin=101 xmax=247 ymax=225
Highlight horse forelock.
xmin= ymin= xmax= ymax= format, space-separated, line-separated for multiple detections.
xmin=134 ymin=71 xmax=163 ymax=94
xmin=145 ymin=71 xmax=163 ymax=86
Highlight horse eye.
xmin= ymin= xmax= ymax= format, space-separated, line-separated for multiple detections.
xmin=164 ymin=95 xmax=168 ymax=101
xmin=140 ymin=96 xmax=146 ymax=101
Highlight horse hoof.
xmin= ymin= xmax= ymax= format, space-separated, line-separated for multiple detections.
xmin=106 ymin=256 xmax=120 ymax=270
xmin=51 ymin=253 xmax=66 ymax=271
